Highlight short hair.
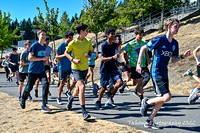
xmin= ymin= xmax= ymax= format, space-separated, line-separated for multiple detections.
xmin=12 ymin=48 xmax=17 ymax=51
xmin=135 ymin=27 xmax=144 ymax=35
xmin=46 ymin=36 xmax=50 ymax=41
xmin=24 ymin=40 xmax=31 ymax=45
xmin=64 ymin=31 xmax=74 ymax=38
xmin=164 ymin=18 xmax=180 ymax=31
xmin=115 ymin=34 xmax=121 ymax=38
xmin=37 ymin=29 xmax=46 ymax=35
xmin=75 ymin=23 xmax=88 ymax=34
xmin=105 ymin=28 xmax=115 ymax=35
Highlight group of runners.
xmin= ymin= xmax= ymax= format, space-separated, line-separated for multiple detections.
xmin=2 ymin=18 xmax=200 ymax=129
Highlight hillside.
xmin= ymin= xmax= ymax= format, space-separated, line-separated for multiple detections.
xmin=89 ymin=15 xmax=200 ymax=96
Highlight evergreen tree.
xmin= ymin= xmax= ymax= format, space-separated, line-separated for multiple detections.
xmin=0 ymin=10 xmax=21 ymax=59
xmin=59 ymin=11 xmax=71 ymax=37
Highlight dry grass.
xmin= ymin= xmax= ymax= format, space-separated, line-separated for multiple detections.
xmin=0 ymin=92 xmax=146 ymax=133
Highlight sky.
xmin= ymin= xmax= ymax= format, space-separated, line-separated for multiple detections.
xmin=0 ymin=0 xmax=85 ymax=22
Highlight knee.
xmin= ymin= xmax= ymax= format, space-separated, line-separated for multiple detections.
xmin=163 ymin=94 xmax=172 ymax=102
xmin=118 ymin=80 xmax=123 ymax=86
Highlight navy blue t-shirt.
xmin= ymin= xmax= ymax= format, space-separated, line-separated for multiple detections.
xmin=28 ymin=42 xmax=47 ymax=74
xmin=57 ymin=42 xmax=71 ymax=72
xmin=146 ymin=34 xmax=179 ymax=79
xmin=9 ymin=54 xmax=19 ymax=67
xmin=100 ymin=41 xmax=118 ymax=74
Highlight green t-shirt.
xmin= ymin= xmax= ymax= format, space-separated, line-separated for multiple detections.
xmin=124 ymin=40 xmax=147 ymax=67
xmin=66 ymin=37 xmax=93 ymax=71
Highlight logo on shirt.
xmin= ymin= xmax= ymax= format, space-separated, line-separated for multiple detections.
xmin=162 ymin=45 xmax=166 ymax=49
xmin=38 ymin=51 xmax=46 ymax=57
xmin=161 ymin=50 xmax=172 ymax=57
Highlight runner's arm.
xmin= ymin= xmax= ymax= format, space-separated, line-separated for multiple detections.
xmin=28 ymin=52 xmax=48 ymax=61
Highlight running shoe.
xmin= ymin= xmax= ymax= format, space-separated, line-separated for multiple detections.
xmin=183 ymin=69 xmax=193 ymax=77
xmin=93 ymin=83 xmax=98 ymax=97
xmin=28 ymin=95 xmax=32 ymax=100
xmin=119 ymin=82 xmax=126 ymax=94
xmin=35 ymin=89 xmax=38 ymax=98
xmin=144 ymin=120 xmax=160 ymax=129
xmin=104 ymin=102 xmax=116 ymax=108
xmin=18 ymin=95 xmax=21 ymax=101
xmin=66 ymin=95 xmax=73 ymax=110
xmin=41 ymin=105 xmax=51 ymax=113
xmin=140 ymin=98 xmax=150 ymax=116
xmin=82 ymin=111 xmax=91 ymax=120
xmin=95 ymin=101 xmax=102 ymax=110
xmin=16 ymin=82 xmax=19 ymax=86
xmin=57 ymin=97 xmax=62 ymax=105
xmin=20 ymin=98 xmax=26 ymax=109
xmin=188 ymin=88 xmax=199 ymax=104
xmin=105 ymin=91 xmax=114 ymax=104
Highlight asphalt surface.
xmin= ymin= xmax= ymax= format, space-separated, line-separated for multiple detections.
xmin=0 ymin=73 xmax=200 ymax=133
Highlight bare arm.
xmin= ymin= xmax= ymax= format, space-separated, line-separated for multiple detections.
xmin=101 ymin=53 xmax=119 ymax=62
xmin=136 ymin=45 xmax=148 ymax=74
xmin=56 ymin=53 xmax=66 ymax=60
xmin=28 ymin=52 xmax=47 ymax=61
xmin=20 ymin=59 xmax=29 ymax=66
xmin=64 ymin=50 xmax=80 ymax=64
xmin=193 ymin=46 xmax=200 ymax=65
xmin=171 ymin=49 xmax=191 ymax=63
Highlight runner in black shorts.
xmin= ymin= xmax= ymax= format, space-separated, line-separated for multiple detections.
xmin=18 ymin=41 xmax=32 ymax=101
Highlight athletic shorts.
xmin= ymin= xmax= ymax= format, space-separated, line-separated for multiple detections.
xmin=59 ymin=71 xmax=71 ymax=81
xmin=10 ymin=66 xmax=19 ymax=72
xmin=100 ymin=70 xmax=122 ymax=87
xmin=72 ymin=69 xmax=88 ymax=81
xmin=45 ymin=65 xmax=51 ymax=73
xmin=152 ymin=78 xmax=169 ymax=96
xmin=130 ymin=67 xmax=142 ymax=79
xmin=19 ymin=73 xmax=28 ymax=82
xmin=121 ymin=65 xmax=130 ymax=72
xmin=89 ymin=65 xmax=95 ymax=68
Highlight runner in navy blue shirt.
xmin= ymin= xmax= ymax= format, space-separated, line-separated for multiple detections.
xmin=95 ymin=28 xmax=123 ymax=110
xmin=20 ymin=29 xmax=51 ymax=113
xmin=136 ymin=18 xmax=191 ymax=129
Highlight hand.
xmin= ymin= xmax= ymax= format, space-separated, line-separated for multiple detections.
xmin=73 ymin=59 xmax=80 ymax=64
xmin=43 ymin=56 xmax=48 ymax=61
xmin=197 ymin=61 xmax=200 ymax=66
xmin=113 ymin=53 xmax=120 ymax=59
xmin=44 ymin=60 xmax=49 ymax=65
xmin=183 ymin=49 xmax=191 ymax=58
xmin=84 ymin=53 xmax=90 ymax=58
xmin=13 ymin=63 xmax=16 ymax=66
xmin=136 ymin=64 xmax=142 ymax=74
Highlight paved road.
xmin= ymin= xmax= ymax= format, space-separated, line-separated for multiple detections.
xmin=0 ymin=73 xmax=200 ymax=133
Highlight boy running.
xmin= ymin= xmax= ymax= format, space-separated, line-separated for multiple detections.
xmin=9 ymin=48 xmax=19 ymax=85
xmin=20 ymin=29 xmax=51 ymax=112
xmin=18 ymin=41 xmax=32 ymax=101
xmin=120 ymin=27 xmax=146 ymax=102
xmin=183 ymin=69 xmax=200 ymax=104
xmin=136 ymin=19 xmax=191 ymax=129
xmin=65 ymin=23 xmax=93 ymax=120
xmin=95 ymin=28 xmax=123 ymax=110
xmin=34 ymin=37 xmax=52 ymax=97
xmin=56 ymin=31 xmax=76 ymax=105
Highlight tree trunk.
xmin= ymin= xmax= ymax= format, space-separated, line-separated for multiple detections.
xmin=95 ymin=33 xmax=99 ymax=57
xmin=1 ymin=47 xmax=3 ymax=60
xmin=161 ymin=8 xmax=164 ymax=23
